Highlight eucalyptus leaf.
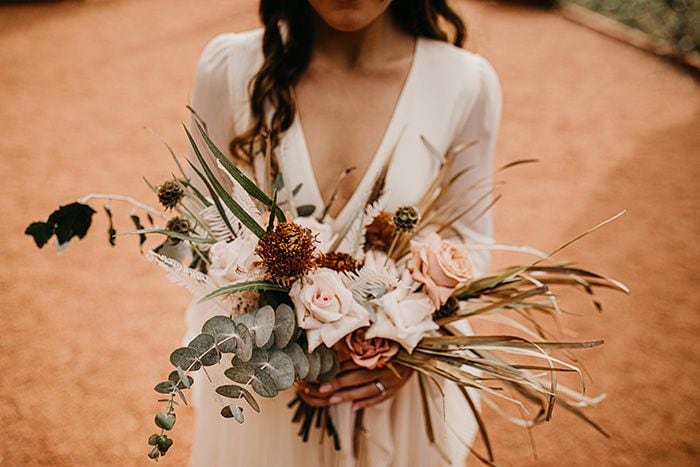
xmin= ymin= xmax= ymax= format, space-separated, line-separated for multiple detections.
xmin=273 ymin=304 xmax=296 ymax=349
xmin=305 ymin=349 xmax=321 ymax=382
xmin=221 ymin=404 xmax=245 ymax=423
xmin=155 ymin=412 xmax=176 ymax=430
xmin=249 ymin=349 xmax=270 ymax=367
xmin=283 ymin=343 xmax=309 ymax=380
xmin=168 ymin=370 xmax=194 ymax=390
xmin=235 ymin=324 xmax=253 ymax=362
xmin=202 ymin=315 xmax=237 ymax=353
xmin=317 ymin=345 xmax=335 ymax=375
xmin=261 ymin=332 xmax=275 ymax=350
xmin=215 ymin=385 xmax=261 ymax=413
xmin=169 ymin=347 xmax=201 ymax=372
xmin=267 ymin=350 xmax=295 ymax=390
xmin=253 ymin=306 xmax=275 ymax=347
xmin=224 ymin=362 xmax=256 ymax=385
xmin=319 ymin=355 xmax=340 ymax=382
xmin=154 ymin=381 xmax=175 ymax=394
xmin=188 ymin=333 xmax=221 ymax=367
xmin=250 ymin=369 xmax=278 ymax=398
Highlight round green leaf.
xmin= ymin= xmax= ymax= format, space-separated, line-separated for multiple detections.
xmin=273 ymin=304 xmax=296 ymax=349
xmin=305 ymin=349 xmax=321 ymax=382
xmin=221 ymin=404 xmax=245 ymax=423
xmin=188 ymin=333 xmax=221 ymax=366
xmin=318 ymin=345 xmax=335 ymax=374
xmin=267 ymin=350 xmax=295 ymax=390
xmin=169 ymin=347 xmax=201 ymax=371
xmin=215 ymin=384 xmax=260 ymax=413
xmin=283 ymin=342 xmax=309 ymax=379
xmin=249 ymin=349 xmax=269 ymax=367
xmin=253 ymin=305 xmax=275 ymax=347
xmin=155 ymin=412 xmax=176 ymax=430
xmin=251 ymin=369 xmax=278 ymax=398
xmin=154 ymin=380 xmax=174 ymax=394
xmin=261 ymin=332 xmax=275 ymax=350
xmin=319 ymin=355 xmax=340 ymax=382
xmin=224 ymin=362 xmax=255 ymax=385
xmin=235 ymin=324 xmax=253 ymax=362
xmin=156 ymin=435 xmax=173 ymax=454
xmin=167 ymin=371 xmax=194 ymax=390
xmin=202 ymin=315 xmax=237 ymax=353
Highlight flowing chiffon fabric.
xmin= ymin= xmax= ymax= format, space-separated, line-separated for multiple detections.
xmin=183 ymin=29 xmax=502 ymax=467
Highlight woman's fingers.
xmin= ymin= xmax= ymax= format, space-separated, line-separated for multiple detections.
xmin=298 ymin=392 xmax=330 ymax=407
xmin=327 ymin=381 xmax=384 ymax=405
xmin=319 ymin=367 xmax=390 ymax=394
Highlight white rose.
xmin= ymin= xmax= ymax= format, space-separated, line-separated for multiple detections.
xmin=290 ymin=268 xmax=370 ymax=352
xmin=366 ymin=286 xmax=438 ymax=353
xmin=293 ymin=216 xmax=334 ymax=251
xmin=208 ymin=232 xmax=258 ymax=286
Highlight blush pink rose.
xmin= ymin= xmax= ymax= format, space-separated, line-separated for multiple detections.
xmin=407 ymin=232 xmax=474 ymax=308
xmin=290 ymin=268 xmax=370 ymax=352
xmin=345 ymin=327 xmax=399 ymax=370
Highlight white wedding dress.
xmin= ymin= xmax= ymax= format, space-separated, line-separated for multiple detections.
xmin=182 ymin=29 xmax=501 ymax=467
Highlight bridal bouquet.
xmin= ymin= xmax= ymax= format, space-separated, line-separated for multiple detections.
xmin=26 ymin=117 xmax=628 ymax=464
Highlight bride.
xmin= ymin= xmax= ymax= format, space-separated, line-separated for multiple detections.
xmin=183 ymin=1 xmax=501 ymax=466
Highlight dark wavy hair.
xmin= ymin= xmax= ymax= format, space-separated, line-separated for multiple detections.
xmin=229 ymin=0 xmax=468 ymax=169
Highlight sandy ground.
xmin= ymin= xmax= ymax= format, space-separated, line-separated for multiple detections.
xmin=0 ymin=0 xmax=698 ymax=466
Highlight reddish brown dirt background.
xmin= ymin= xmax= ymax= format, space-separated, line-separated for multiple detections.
xmin=1 ymin=0 xmax=698 ymax=466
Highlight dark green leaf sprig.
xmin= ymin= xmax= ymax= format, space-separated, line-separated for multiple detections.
xmin=148 ymin=303 xmax=338 ymax=460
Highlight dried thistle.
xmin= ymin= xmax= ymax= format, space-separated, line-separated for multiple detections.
xmin=157 ymin=179 xmax=185 ymax=210
xmin=393 ymin=206 xmax=420 ymax=233
xmin=364 ymin=212 xmax=395 ymax=252
xmin=317 ymin=252 xmax=360 ymax=273
xmin=164 ymin=216 xmax=191 ymax=244
xmin=256 ymin=222 xmax=318 ymax=284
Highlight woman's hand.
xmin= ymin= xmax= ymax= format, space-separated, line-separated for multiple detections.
xmin=294 ymin=359 xmax=413 ymax=411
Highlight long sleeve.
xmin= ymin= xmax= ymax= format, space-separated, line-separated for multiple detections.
xmin=444 ymin=55 xmax=502 ymax=277
xmin=185 ymin=33 xmax=238 ymax=194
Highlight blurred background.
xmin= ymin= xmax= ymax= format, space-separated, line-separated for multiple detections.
xmin=1 ymin=0 xmax=698 ymax=465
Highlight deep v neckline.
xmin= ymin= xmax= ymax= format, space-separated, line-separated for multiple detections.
xmin=291 ymin=37 xmax=422 ymax=224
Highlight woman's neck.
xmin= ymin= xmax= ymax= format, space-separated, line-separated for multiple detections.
xmin=310 ymin=11 xmax=414 ymax=71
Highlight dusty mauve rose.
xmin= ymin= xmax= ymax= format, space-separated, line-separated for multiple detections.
xmin=407 ymin=232 xmax=474 ymax=308
xmin=345 ymin=327 xmax=399 ymax=369
xmin=366 ymin=285 xmax=438 ymax=353
xmin=208 ymin=232 xmax=258 ymax=286
xmin=293 ymin=216 xmax=333 ymax=251
xmin=290 ymin=268 xmax=370 ymax=352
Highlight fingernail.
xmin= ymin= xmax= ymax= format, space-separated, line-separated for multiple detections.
xmin=319 ymin=384 xmax=331 ymax=394
xmin=352 ymin=405 xmax=360 ymax=412
xmin=329 ymin=395 xmax=342 ymax=404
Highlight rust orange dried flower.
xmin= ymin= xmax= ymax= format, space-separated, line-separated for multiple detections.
xmin=317 ymin=252 xmax=359 ymax=273
xmin=255 ymin=222 xmax=318 ymax=285
xmin=364 ymin=212 xmax=395 ymax=252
